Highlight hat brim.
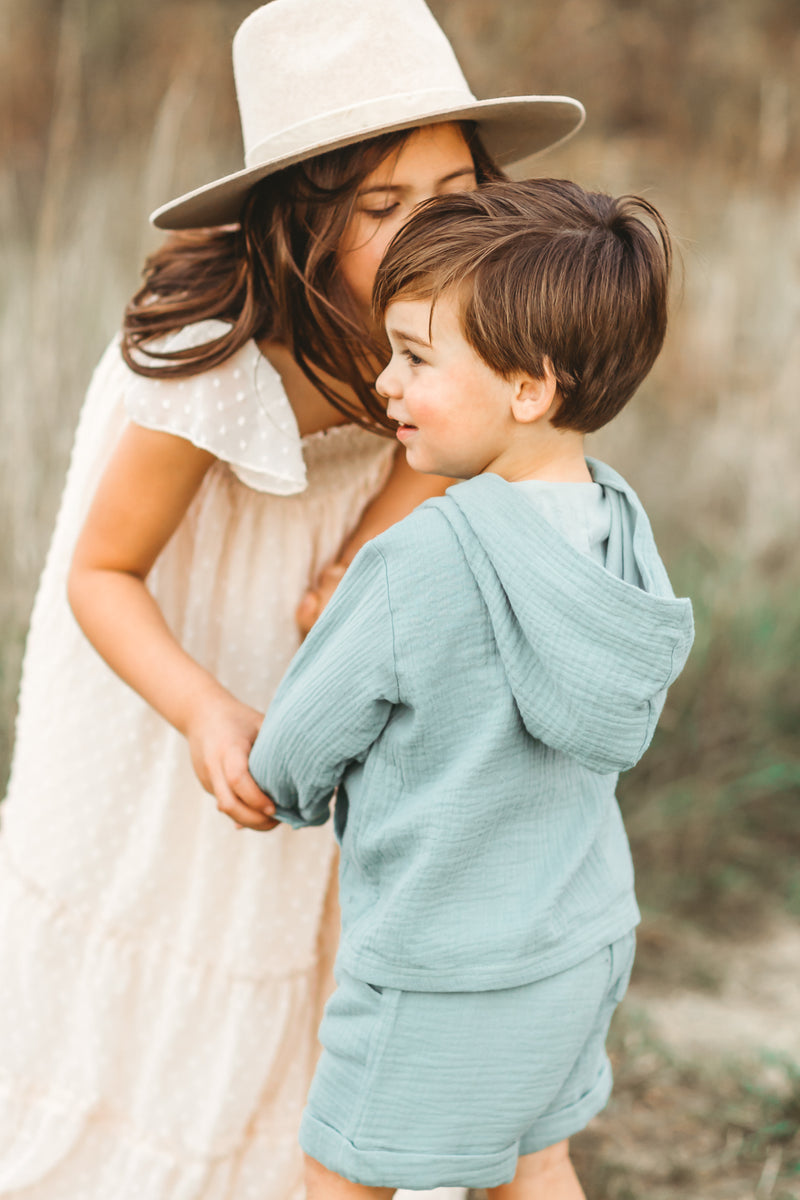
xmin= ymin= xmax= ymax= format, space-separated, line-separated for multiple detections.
xmin=150 ymin=95 xmax=585 ymax=230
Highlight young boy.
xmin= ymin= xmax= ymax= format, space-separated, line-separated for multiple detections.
xmin=246 ymin=179 xmax=694 ymax=1199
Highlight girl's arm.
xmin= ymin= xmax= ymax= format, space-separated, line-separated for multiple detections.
xmin=68 ymin=423 xmax=277 ymax=831
xmin=339 ymin=450 xmax=452 ymax=563
xmin=296 ymin=450 xmax=453 ymax=633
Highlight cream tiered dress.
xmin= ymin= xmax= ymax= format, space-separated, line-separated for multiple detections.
xmin=0 ymin=322 xmax=398 ymax=1199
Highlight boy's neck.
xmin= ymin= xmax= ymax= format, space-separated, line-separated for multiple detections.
xmin=484 ymin=433 xmax=591 ymax=484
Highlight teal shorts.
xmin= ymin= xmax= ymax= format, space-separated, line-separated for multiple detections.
xmin=300 ymin=931 xmax=635 ymax=1190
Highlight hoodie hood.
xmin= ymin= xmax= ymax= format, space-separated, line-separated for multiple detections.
xmin=430 ymin=459 xmax=694 ymax=774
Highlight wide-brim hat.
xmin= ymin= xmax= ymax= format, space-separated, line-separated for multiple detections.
xmin=151 ymin=0 xmax=586 ymax=230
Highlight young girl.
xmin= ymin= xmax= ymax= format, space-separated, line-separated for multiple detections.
xmin=0 ymin=2 xmax=583 ymax=1198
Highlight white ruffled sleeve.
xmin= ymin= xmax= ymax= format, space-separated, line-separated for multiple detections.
xmin=122 ymin=320 xmax=307 ymax=495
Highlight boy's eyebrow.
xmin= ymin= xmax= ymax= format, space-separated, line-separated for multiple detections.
xmin=358 ymin=166 xmax=476 ymax=196
xmin=388 ymin=327 xmax=433 ymax=349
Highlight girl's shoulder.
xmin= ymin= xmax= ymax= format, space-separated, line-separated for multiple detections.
xmin=118 ymin=321 xmax=308 ymax=495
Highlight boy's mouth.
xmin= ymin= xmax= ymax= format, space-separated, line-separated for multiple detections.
xmin=395 ymin=423 xmax=418 ymax=441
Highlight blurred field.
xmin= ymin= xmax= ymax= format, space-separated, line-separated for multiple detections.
xmin=2 ymin=0 xmax=799 ymax=1194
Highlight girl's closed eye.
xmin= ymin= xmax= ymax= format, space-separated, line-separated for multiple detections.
xmin=361 ymin=203 xmax=400 ymax=219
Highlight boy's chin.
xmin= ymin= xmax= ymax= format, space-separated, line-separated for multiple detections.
xmin=406 ymin=456 xmax=452 ymax=479
xmin=401 ymin=446 xmax=456 ymax=479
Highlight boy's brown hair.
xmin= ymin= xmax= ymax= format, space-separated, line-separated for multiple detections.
xmin=372 ymin=179 xmax=672 ymax=433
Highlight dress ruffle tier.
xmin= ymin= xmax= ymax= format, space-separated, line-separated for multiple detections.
xmin=0 ymin=326 xmax=396 ymax=1199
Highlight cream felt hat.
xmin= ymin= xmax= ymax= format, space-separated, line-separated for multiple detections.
xmin=150 ymin=0 xmax=585 ymax=230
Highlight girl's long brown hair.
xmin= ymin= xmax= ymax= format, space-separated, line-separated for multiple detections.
xmin=122 ymin=124 xmax=503 ymax=433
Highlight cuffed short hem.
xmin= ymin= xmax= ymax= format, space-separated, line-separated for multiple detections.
xmin=300 ymin=1111 xmax=519 ymax=1190
xmin=300 ymin=1060 xmax=613 ymax=1189
xmin=519 ymin=1058 xmax=613 ymax=1156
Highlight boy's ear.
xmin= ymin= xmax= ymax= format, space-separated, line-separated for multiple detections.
xmin=511 ymin=359 xmax=558 ymax=424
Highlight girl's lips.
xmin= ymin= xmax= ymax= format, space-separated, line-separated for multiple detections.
xmin=396 ymin=424 xmax=418 ymax=441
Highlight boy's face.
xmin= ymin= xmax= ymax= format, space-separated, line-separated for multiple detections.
xmin=376 ymin=293 xmax=518 ymax=478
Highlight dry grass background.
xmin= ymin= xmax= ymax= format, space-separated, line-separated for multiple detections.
xmin=2 ymin=0 xmax=799 ymax=1195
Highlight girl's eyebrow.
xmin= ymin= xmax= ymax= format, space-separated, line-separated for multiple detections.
xmin=358 ymin=166 xmax=476 ymax=196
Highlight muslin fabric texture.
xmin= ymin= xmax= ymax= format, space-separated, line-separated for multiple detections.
xmin=301 ymin=934 xmax=636 ymax=1189
xmin=250 ymin=464 xmax=695 ymax=992
xmin=0 ymin=322 xmax=397 ymax=1199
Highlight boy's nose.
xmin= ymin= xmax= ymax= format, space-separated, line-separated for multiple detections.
xmin=375 ymin=363 xmax=400 ymax=400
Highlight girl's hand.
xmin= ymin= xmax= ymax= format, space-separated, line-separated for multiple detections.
xmin=67 ymin=424 xmax=277 ymax=833
xmin=295 ymin=561 xmax=347 ymax=638
xmin=186 ymin=691 xmax=278 ymax=832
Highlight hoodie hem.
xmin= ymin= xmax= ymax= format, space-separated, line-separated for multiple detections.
xmin=336 ymin=902 xmax=640 ymax=993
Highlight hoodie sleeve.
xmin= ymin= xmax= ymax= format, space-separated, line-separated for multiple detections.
xmin=248 ymin=542 xmax=399 ymax=828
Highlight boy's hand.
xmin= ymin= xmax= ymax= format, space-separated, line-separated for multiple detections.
xmin=295 ymin=561 xmax=347 ymax=638
xmin=185 ymin=691 xmax=279 ymax=831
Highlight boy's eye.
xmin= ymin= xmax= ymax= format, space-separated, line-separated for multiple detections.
xmin=403 ymin=349 xmax=424 ymax=367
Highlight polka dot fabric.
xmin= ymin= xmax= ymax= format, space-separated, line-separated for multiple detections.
xmin=123 ymin=321 xmax=311 ymax=496
xmin=0 ymin=328 xmax=396 ymax=1199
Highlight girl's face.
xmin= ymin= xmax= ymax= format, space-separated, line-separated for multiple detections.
xmin=337 ymin=123 xmax=477 ymax=319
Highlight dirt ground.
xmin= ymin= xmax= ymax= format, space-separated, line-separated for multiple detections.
xmin=576 ymin=916 xmax=800 ymax=1199
xmin=634 ymin=917 xmax=800 ymax=1064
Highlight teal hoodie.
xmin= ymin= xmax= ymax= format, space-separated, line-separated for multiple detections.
xmin=249 ymin=460 xmax=694 ymax=991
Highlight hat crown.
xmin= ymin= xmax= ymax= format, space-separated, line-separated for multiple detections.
xmin=151 ymin=0 xmax=585 ymax=229
xmin=233 ymin=0 xmax=477 ymax=167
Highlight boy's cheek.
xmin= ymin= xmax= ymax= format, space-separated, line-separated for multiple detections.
xmin=406 ymin=392 xmax=438 ymax=424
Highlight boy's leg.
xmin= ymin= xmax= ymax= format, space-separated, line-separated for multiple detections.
xmin=486 ymin=1141 xmax=585 ymax=1200
xmin=304 ymin=1153 xmax=394 ymax=1200
xmin=307 ymin=1144 xmax=582 ymax=1200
